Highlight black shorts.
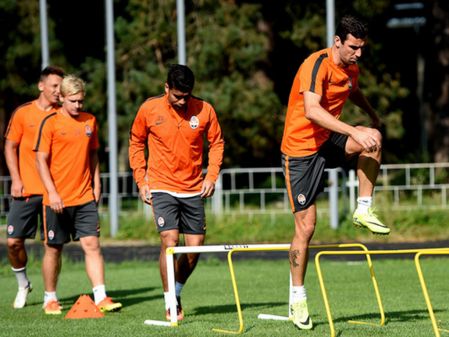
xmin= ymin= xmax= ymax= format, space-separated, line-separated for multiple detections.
xmin=43 ymin=201 xmax=100 ymax=244
xmin=7 ymin=195 xmax=43 ymax=239
xmin=151 ymin=192 xmax=206 ymax=234
xmin=282 ymin=132 xmax=357 ymax=213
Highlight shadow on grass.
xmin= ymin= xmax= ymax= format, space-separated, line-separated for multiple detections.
xmin=54 ymin=286 xmax=159 ymax=308
xmin=331 ymin=308 xmax=444 ymax=325
xmin=191 ymin=301 xmax=286 ymax=316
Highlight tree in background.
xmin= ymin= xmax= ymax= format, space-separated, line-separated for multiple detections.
xmin=80 ymin=0 xmax=283 ymax=170
xmin=272 ymin=0 xmax=409 ymax=163
xmin=428 ymin=0 xmax=449 ymax=162
xmin=0 ymin=0 xmax=65 ymax=176
xmin=2 ymin=0 xmax=448 ymax=174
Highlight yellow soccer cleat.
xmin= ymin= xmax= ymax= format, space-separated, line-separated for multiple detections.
xmin=353 ymin=207 xmax=390 ymax=235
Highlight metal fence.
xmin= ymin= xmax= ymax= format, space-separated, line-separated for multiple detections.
xmin=1 ymin=163 xmax=449 ymax=227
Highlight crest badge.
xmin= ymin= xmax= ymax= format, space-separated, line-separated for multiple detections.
xmin=189 ymin=116 xmax=199 ymax=129
xmin=85 ymin=125 xmax=93 ymax=137
xmin=297 ymin=194 xmax=306 ymax=206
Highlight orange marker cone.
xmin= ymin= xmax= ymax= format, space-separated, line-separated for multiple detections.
xmin=65 ymin=295 xmax=104 ymax=319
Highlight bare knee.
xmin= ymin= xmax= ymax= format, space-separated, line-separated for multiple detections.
xmin=80 ymin=236 xmax=101 ymax=256
xmin=7 ymin=238 xmax=25 ymax=252
xmin=160 ymin=230 xmax=179 ymax=250
xmin=296 ymin=222 xmax=315 ymax=241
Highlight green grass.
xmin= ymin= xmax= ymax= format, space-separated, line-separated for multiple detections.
xmin=1 ymin=256 xmax=448 ymax=337
xmin=94 ymin=206 xmax=449 ymax=245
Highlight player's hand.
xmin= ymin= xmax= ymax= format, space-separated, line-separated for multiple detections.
xmin=352 ymin=128 xmax=381 ymax=153
xmin=10 ymin=180 xmax=24 ymax=198
xmin=139 ymin=185 xmax=152 ymax=205
xmin=201 ymin=180 xmax=215 ymax=198
xmin=49 ymin=191 xmax=64 ymax=213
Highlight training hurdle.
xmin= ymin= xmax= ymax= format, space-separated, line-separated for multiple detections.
xmin=144 ymin=244 xmax=290 ymax=327
xmin=415 ymin=250 xmax=449 ymax=337
xmin=215 ymin=242 xmax=384 ymax=334
xmin=315 ymin=247 xmax=449 ymax=337
xmin=144 ymin=242 xmax=384 ymax=334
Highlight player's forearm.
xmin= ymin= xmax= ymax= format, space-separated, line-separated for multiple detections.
xmin=36 ymin=154 xmax=58 ymax=195
xmin=129 ymin=143 xmax=148 ymax=188
xmin=90 ymin=150 xmax=101 ymax=188
xmin=306 ymin=104 xmax=356 ymax=137
xmin=4 ymin=141 xmax=22 ymax=183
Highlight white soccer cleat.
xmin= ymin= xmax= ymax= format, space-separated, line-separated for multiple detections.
xmin=290 ymin=299 xmax=313 ymax=330
xmin=13 ymin=282 xmax=33 ymax=309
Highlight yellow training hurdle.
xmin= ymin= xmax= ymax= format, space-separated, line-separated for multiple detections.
xmin=415 ymin=250 xmax=449 ymax=337
xmin=213 ymin=242 xmax=384 ymax=334
xmin=144 ymin=243 xmax=449 ymax=336
xmin=315 ymin=247 xmax=449 ymax=337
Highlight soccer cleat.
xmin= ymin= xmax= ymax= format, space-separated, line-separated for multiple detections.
xmin=290 ymin=299 xmax=313 ymax=330
xmin=43 ymin=299 xmax=63 ymax=315
xmin=353 ymin=207 xmax=390 ymax=235
xmin=97 ymin=297 xmax=122 ymax=312
xmin=165 ymin=296 xmax=184 ymax=321
xmin=13 ymin=282 xmax=33 ymax=309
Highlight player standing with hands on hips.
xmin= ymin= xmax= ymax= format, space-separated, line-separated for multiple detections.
xmin=281 ymin=15 xmax=390 ymax=330
xmin=129 ymin=64 xmax=224 ymax=321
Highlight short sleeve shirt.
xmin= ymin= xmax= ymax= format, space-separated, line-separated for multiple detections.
xmin=281 ymin=47 xmax=360 ymax=157
xmin=34 ymin=110 xmax=100 ymax=206
xmin=4 ymin=100 xmax=55 ymax=195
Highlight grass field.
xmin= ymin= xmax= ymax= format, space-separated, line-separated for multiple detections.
xmin=95 ymin=206 xmax=449 ymax=244
xmin=1 ymin=255 xmax=448 ymax=337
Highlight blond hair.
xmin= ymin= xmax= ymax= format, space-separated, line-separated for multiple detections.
xmin=60 ymin=75 xmax=85 ymax=97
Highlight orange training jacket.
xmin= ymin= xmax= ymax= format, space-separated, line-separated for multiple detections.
xmin=129 ymin=94 xmax=224 ymax=193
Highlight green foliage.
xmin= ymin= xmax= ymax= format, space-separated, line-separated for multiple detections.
xmin=99 ymin=203 xmax=449 ymax=245
xmin=80 ymin=0 xmax=284 ymax=169
xmin=0 ymin=0 xmax=66 ymax=175
xmin=0 ymin=0 xmax=445 ymax=173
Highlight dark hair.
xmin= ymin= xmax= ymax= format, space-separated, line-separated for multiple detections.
xmin=335 ymin=15 xmax=368 ymax=42
xmin=40 ymin=66 xmax=65 ymax=81
xmin=166 ymin=64 xmax=195 ymax=92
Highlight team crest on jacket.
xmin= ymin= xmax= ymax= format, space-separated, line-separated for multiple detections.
xmin=189 ymin=116 xmax=199 ymax=129
xmin=85 ymin=125 xmax=93 ymax=137
xmin=297 ymin=194 xmax=306 ymax=206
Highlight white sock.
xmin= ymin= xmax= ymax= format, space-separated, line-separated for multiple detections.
xmin=164 ymin=292 xmax=170 ymax=310
xmin=356 ymin=197 xmax=372 ymax=213
xmin=93 ymin=284 xmax=107 ymax=304
xmin=291 ymin=285 xmax=307 ymax=303
xmin=44 ymin=291 xmax=58 ymax=305
xmin=12 ymin=267 xmax=29 ymax=288
xmin=175 ymin=281 xmax=184 ymax=298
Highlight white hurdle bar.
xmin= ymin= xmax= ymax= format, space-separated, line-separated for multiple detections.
xmin=144 ymin=243 xmax=291 ymax=327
